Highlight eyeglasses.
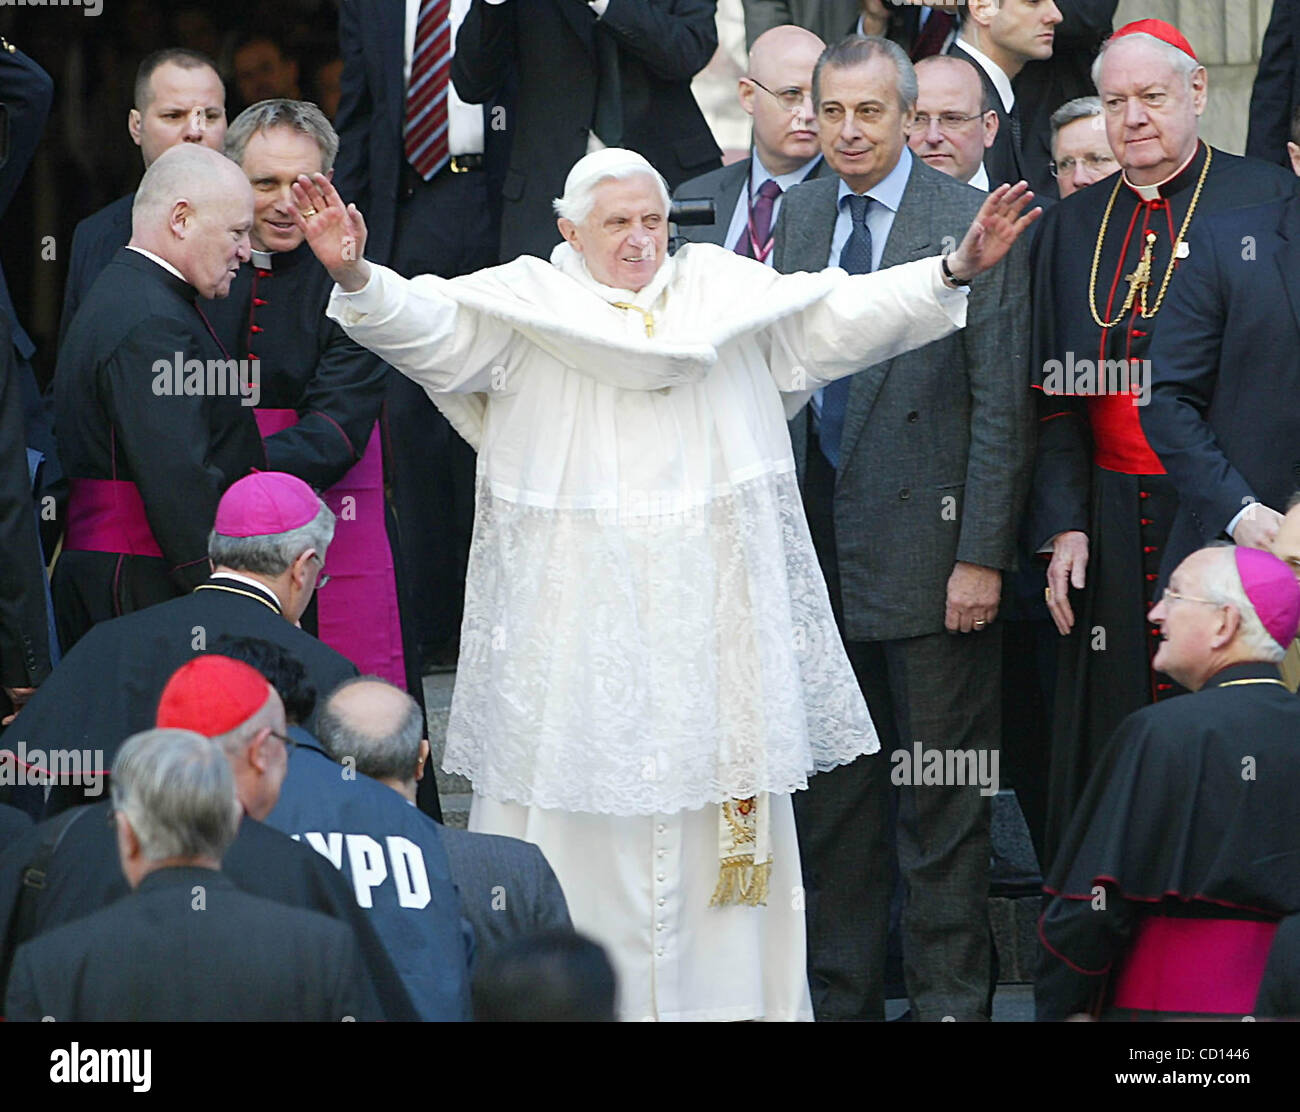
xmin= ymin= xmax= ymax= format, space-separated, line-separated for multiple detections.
xmin=268 ymin=729 xmax=298 ymax=753
xmin=746 ymin=78 xmax=813 ymax=113
xmin=905 ymin=111 xmax=990 ymax=134
xmin=1160 ymin=587 xmax=1223 ymax=608
xmin=310 ymin=552 xmax=330 ymax=589
xmin=1049 ymin=152 xmax=1117 ymax=177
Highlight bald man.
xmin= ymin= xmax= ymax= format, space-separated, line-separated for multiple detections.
xmin=908 ymin=55 xmax=998 ymax=188
xmin=52 ymin=144 xmax=265 ymax=648
xmin=674 ymin=25 xmax=831 ymax=257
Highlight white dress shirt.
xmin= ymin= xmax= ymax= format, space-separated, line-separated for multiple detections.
xmin=405 ymin=0 xmax=484 ymax=156
xmin=955 ymin=36 xmax=1014 ymax=113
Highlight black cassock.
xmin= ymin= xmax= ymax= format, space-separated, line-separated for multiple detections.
xmin=6 ymin=574 xmax=357 ymax=815
xmin=1036 ymin=662 xmax=1300 ymax=1020
xmin=1026 ymin=143 xmax=1296 ymax=865
xmin=52 ymin=249 xmax=264 ymax=649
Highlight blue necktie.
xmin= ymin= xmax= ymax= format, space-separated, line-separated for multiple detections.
xmin=820 ymin=194 xmax=873 ymax=469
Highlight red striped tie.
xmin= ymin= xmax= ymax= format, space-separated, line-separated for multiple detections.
xmin=405 ymin=0 xmax=452 ymax=181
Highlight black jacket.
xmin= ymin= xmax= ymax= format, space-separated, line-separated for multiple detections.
xmin=453 ymin=0 xmax=721 ymax=262
xmin=1246 ymin=0 xmax=1300 ymax=168
xmin=58 ymin=192 xmax=134 ymax=348
xmin=5 ymin=865 xmax=382 ymax=1021
xmin=52 ymin=249 xmax=265 ymax=645
xmin=0 ymin=804 xmax=416 ymax=1020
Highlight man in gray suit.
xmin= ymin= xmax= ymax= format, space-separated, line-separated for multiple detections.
xmin=675 ymin=25 xmax=828 ymax=254
xmin=773 ymin=35 xmax=1033 ymax=1021
xmin=316 ymin=677 xmax=574 ymax=960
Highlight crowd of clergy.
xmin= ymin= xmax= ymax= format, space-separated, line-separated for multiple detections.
xmin=4 ymin=0 xmax=1300 ymax=1023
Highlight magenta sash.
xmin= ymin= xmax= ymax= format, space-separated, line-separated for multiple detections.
xmin=255 ymin=410 xmax=407 ymax=689
xmin=1111 ymin=916 xmax=1278 ymax=1014
xmin=65 ymin=478 xmax=164 ymax=559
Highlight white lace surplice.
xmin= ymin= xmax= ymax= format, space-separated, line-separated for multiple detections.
xmin=328 ymin=242 xmax=968 ymax=816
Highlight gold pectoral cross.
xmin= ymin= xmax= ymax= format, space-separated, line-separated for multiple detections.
xmin=610 ymin=301 xmax=655 ymax=338
xmin=1124 ymin=231 xmax=1157 ymax=316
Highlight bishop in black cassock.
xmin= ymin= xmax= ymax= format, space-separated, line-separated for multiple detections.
xmin=1037 ymin=545 xmax=1300 ymax=1020
xmin=1025 ymin=21 xmax=1297 ymax=865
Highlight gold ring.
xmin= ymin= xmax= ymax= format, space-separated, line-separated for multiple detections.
xmin=974 ymin=619 xmax=986 ymax=627
xmin=1044 ymin=586 xmax=1053 ymax=602
xmin=302 ymin=207 xmax=318 ymax=218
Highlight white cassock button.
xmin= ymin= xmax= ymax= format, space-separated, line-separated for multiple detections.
xmin=657 ymin=849 xmax=666 ymax=858
xmin=657 ymin=948 xmax=665 ymax=957
xmin=657 ymin=897 xmax=665 ymax=907
xmin=656 ymin=923 xmax=664 ymax=932
xmin=656 ymin=824 xmax=666 ymax=834
xmin=657 ymin=873 xmax=666 ymax=882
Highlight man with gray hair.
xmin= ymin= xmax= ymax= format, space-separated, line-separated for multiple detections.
xmin=53 ymin=143 xmax=265 ymax=650
xmin=12 ymin=470 xmax=356 ymax=816
xmin=1038 ymin=544 xmax=1300 ymax=1019
xmin=294 ymin=43 xmax=1036 ymax=1016
xmin=298 ymin=676 xmax=572 ymax=958
xmin=4 ymin=727 xmax=382 ymax=1021
xmin=774 ymin=33 xmax=1033 ymax=1021
xmin=203 ymin=100 xmax=417 ymax=762
xmin=1047 ymin=96 xmax=1115 ymax=198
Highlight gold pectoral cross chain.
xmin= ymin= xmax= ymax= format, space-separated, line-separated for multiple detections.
xmin=1124 ymin=232 xmax=1157 ymax=316
xmin=610 ymin=301 xmax=655 ymax=338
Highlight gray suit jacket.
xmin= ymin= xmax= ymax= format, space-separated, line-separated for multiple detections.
xmin=773 ymin=156 xmax=1033 ymax=642
xmin=438 ymin=826 xmax=573 ymax=960
xmin=674 ymin=156 xmax=830 ymax=249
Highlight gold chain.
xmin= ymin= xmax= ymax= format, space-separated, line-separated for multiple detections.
xmin=1088 ymin=146 xmax=1213 ymax=329
xmin=609 ymin=302 xmax=655 ymax=338
xmin=1216 ymin=678 xmax=1288 ymax=689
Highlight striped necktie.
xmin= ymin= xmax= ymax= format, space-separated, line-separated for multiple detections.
xmin=405 ymin=0 xmax=452 ymax=181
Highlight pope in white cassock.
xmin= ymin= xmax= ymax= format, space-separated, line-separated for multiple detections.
xmin=293 ymin=147 xmax=1037 ymax=1021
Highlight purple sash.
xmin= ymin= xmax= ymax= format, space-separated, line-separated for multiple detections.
xmin=65 ymin=478 xmax=164 ymax=558
xmin=255 ymin=410 xmax=407 ymax=689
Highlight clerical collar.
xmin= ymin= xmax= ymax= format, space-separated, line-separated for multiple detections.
xmin=126 ymin=245 xmax=189 ymax=285
xmin=252 ymin=249 xmax=274 ymax=269
xmin=969 ymin=163 xmax=990 ymax=192
xmin=197 ymin=571 xmax=283 ymax=615
xmin=251 ymin=240 xmax=313 ymax=272
xmin=955 ymin=38 xmax=1014 ymax=112
xmin=1123 ymin=142 xmax=1204 ymax=202
xmin=1202 ymin=660 xmax=1287 ymax=690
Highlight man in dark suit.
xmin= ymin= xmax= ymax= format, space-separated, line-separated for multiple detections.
xmin=675 ymin=25 xmax=827 ymax=254
xmin=0 ymin=39 xmax=57 ymax=738
xmin=312 ymin=676 xmax=574 ymax=961
xmin=1141 ymin=192 xmax=1300 ymax=581
xmin=946 ymin=0 xmax=1062 ymax=188
xmin=15 ymin=471 xmax=355 ymax=816
xmin=1247 ymin=0 xmax=1300 ymax=168
xmin=453 ymin=0 xmax=722 ymax=264
xmin=0 ymin=657 xmax=416 ymax=1019
xmin=332 ymin=0 xmax=508 ymax=675
xmin=5 ymin=727 xmax=382 ymax=1021
xmin=59 ymin=48 xmax=228 ymax=346
xmin=52 ymin=145 xmax=265 ymax=650
xmin=773 ymin=35 xmax=1033 ymax=1021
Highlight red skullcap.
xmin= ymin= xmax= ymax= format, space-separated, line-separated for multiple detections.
xmin=1109 ymin=19 xmax=1198 ymax=62
xmin=214 ymin=471 xmax=320 ymax=538
xmin=156 ymin=655 xmax=272 ymax=736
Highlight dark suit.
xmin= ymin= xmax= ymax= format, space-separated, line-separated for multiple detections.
xmin=673 ymin=155 xmax=828 ymax=249
xmin=439 ymin=825 xmax=573 ymax=958
xmin=52 ymin=250 xmax=265 ymax=649
xmin=58 ymin=192 xmax=134 ymax=347
xmin=774 ymin=156 xmax=1032 ymax=1020
xmin=1247 ymin=0 xmax=1300 ymax=168
xmin=1142 ymin=194 xmax=1300 ymax=579
xmin=741 ymin=0 xmax=860 ymax=48
xmin=947 ymin=42 xmax=1023 ymax=189
xmin=453 ymin=0 xmax=721 ymax=263
xmin=5 ymin=866 xmax=382 ymax=1021
xmin=14 ymin=575 xmax=357 ymax=816
xmin=0 ymin=803 xmax=417 ymax=1019
xmin=0 ymin=44 xmax=56 ymax=718
xmin=333 ymin=0 xmax=505 ymax=670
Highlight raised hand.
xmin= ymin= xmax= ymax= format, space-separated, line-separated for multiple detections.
xmin=290 ymin=172 xmax=371 ymax=291
xmin=946 ymin=181 xmax=1041 ymax=282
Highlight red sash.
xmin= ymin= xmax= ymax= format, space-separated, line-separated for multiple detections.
xmin=1111 ymin=916 xmax=1278 ymax=1014
xmin=255 ymin=410 xmax=407 ymax=689
xmin=64 ymin=478 xmax=164 ymax=559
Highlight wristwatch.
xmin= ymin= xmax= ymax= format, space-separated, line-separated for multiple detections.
xmin=941 ymin=254 xmax=971 ymax=288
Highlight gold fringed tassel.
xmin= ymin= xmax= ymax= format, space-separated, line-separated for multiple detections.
xmin=709 ymin=857 xmax=772 ymax=908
